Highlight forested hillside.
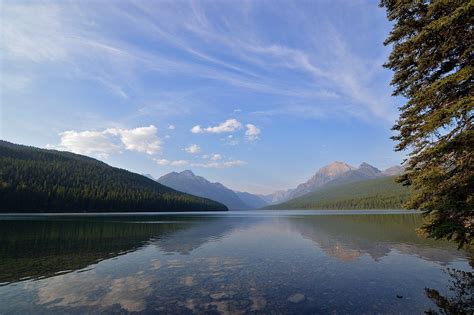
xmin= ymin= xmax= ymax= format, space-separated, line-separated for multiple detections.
xmin=0 ymin=141 xmax=227 ymax=212
xmin=265 ymin=176 xmax=410 ymax=210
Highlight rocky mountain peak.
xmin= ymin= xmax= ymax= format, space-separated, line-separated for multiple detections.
xmin=357 ymin=162 xmax=381 ymax=176
xmin=358 ymin=162 xmax=379 ymax=170
xmin=265 ymin=161 xmax=389 ymax=205
xmin=180 ymin=170 xmax=195 ymax=177
xmin=319 ymin=161 xmax=354 ymax=177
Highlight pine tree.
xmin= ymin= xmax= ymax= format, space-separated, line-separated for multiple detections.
xmin=380 ymin=0 xmax=473 ymax=247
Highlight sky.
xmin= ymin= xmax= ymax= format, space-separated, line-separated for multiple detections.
xmin=0 ymin=0 xmax=406 ymax=194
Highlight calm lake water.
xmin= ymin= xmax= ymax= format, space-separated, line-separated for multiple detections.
xmin=0 ymin=210 xmax=472 ymax=314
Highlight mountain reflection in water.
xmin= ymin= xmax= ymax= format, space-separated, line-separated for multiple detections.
xmin=0 ymin=211 xmax=472 ymax=314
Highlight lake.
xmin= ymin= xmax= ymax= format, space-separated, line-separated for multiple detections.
xmin=0 ymin=210 xmax=472 ymax=314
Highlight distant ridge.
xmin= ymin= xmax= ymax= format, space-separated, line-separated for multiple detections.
xmin=234 ymin=191 xmax=268 ymax=209
xmin=262 ymin=161 xmax=404 ymax=205
xmin=265 ymin=176 xmax=410 ymax=210
xmin=0 ymin=141 xmax=227 ymax=212
xmin=382 ymin=165 xmax=405 ymax=176
xmin=158 ymin=170 xmax=268 ymax=210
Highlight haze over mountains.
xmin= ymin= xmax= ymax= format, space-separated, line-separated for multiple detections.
xmin=260 ymin=161 xmax=404 ymax=205
xmin=158 ymin=170 xmax=258 ymax=210
xmin=0 ymin=140 xmax=405 ymax=212
xmin=156 ymin=162 xmax=404 ymax=210
xmin=266 ymin=176 xmax=410 ymax=210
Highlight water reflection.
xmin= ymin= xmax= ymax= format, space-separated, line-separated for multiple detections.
xmin=0 ymin=212 xmax=472 ymax=314
xmin=425 ymin=268 xmax=473 ymax=315
xmin=284 ymin=215 xmax=469 ymax=264
xmin=0 ymin=216 xmax=191 ymax=284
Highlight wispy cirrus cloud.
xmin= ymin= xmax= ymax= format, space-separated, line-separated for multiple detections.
xmin=154 ymin=159 xmax=188 ymax=166
xmin=1 ymin=0 xmax=403 ymax=194
xmin=0 ymin=73 xmax=33 ymax=91
xmin=1 ymin=0 xmax=396 ymax=121
xmin=191 ymin=159 xmax=247 ymax=169
xmin=154 ymin=155 xmax=245 ymax=169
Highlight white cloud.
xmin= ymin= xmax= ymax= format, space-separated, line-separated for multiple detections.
xmin=245 ymin=124 xmax=261 ymax=141
xmin=168 ymin=124 xmax=175 ymax=130
xmin=191 ymin=159 xmax=247 ymax=169
xmin=202 ymin=153 xmax=222 ymax=160
xmin=190 ymin=125 xmax=203 ymax=133
xmin=210 ymin=154 xmax=222 ymax=161
xmin=184 ymin=144 xmax=200 ymax=154
xmin=106 ymin=125 xmax=161 ymax=155
xmin=57 ymin=130 xmax=121 ymax=159
xmin=153 ymin=158 xmax=188 ymax=166
xmin=54 ymin=125 xmax=161 ymax=158
xmin=154 ymin=159 xmax=170 ymax=165
xmin=191 ymin=118 xmax=242 ymax=134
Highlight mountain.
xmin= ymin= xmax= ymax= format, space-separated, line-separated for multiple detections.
xmin=265 ymin=176 xmax=410 ymax=210
xmin=158 ymin=170 xmax=265 ymax=210
xmin=382 ymin=165 xmax=405 ymax=176
xmin=285 ymin=161 xmax=355 ymax=201
xmin=235 ymin=191 xmax=268 ymax=209
xmin=321 ymin=162 xmax=383 ymax=188
xmin=263 ymin=161 xmax=403 ymax=205
xmin=259 ymin=190 xmax=290 ymax=205
xmin=0 ymin=141 xmax=227 ymax=212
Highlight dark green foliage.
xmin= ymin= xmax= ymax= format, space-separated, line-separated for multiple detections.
xmin=0 ymin=141 xmax=227 ymax=212
xmin=265 ymin=176 xmax=410 ymax=210
xmin=380 ymin=0 xmax=473 ymax=247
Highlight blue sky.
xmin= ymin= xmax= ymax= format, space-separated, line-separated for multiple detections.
xmin=0 ymin=0 xmax=405 ymax=194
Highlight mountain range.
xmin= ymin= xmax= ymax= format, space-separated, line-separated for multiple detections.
xmin=0 ymin=140 xmax=406 ymax=212
xmin=261 ymin=161 xmax=404 ymax=205
xmin=158 ymin=170 xmax=260 ymax=210
xmin=156 ymin=162 xmax=404 ymax=210
xmin=265 ymin=176 xmax=410 ymax=210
